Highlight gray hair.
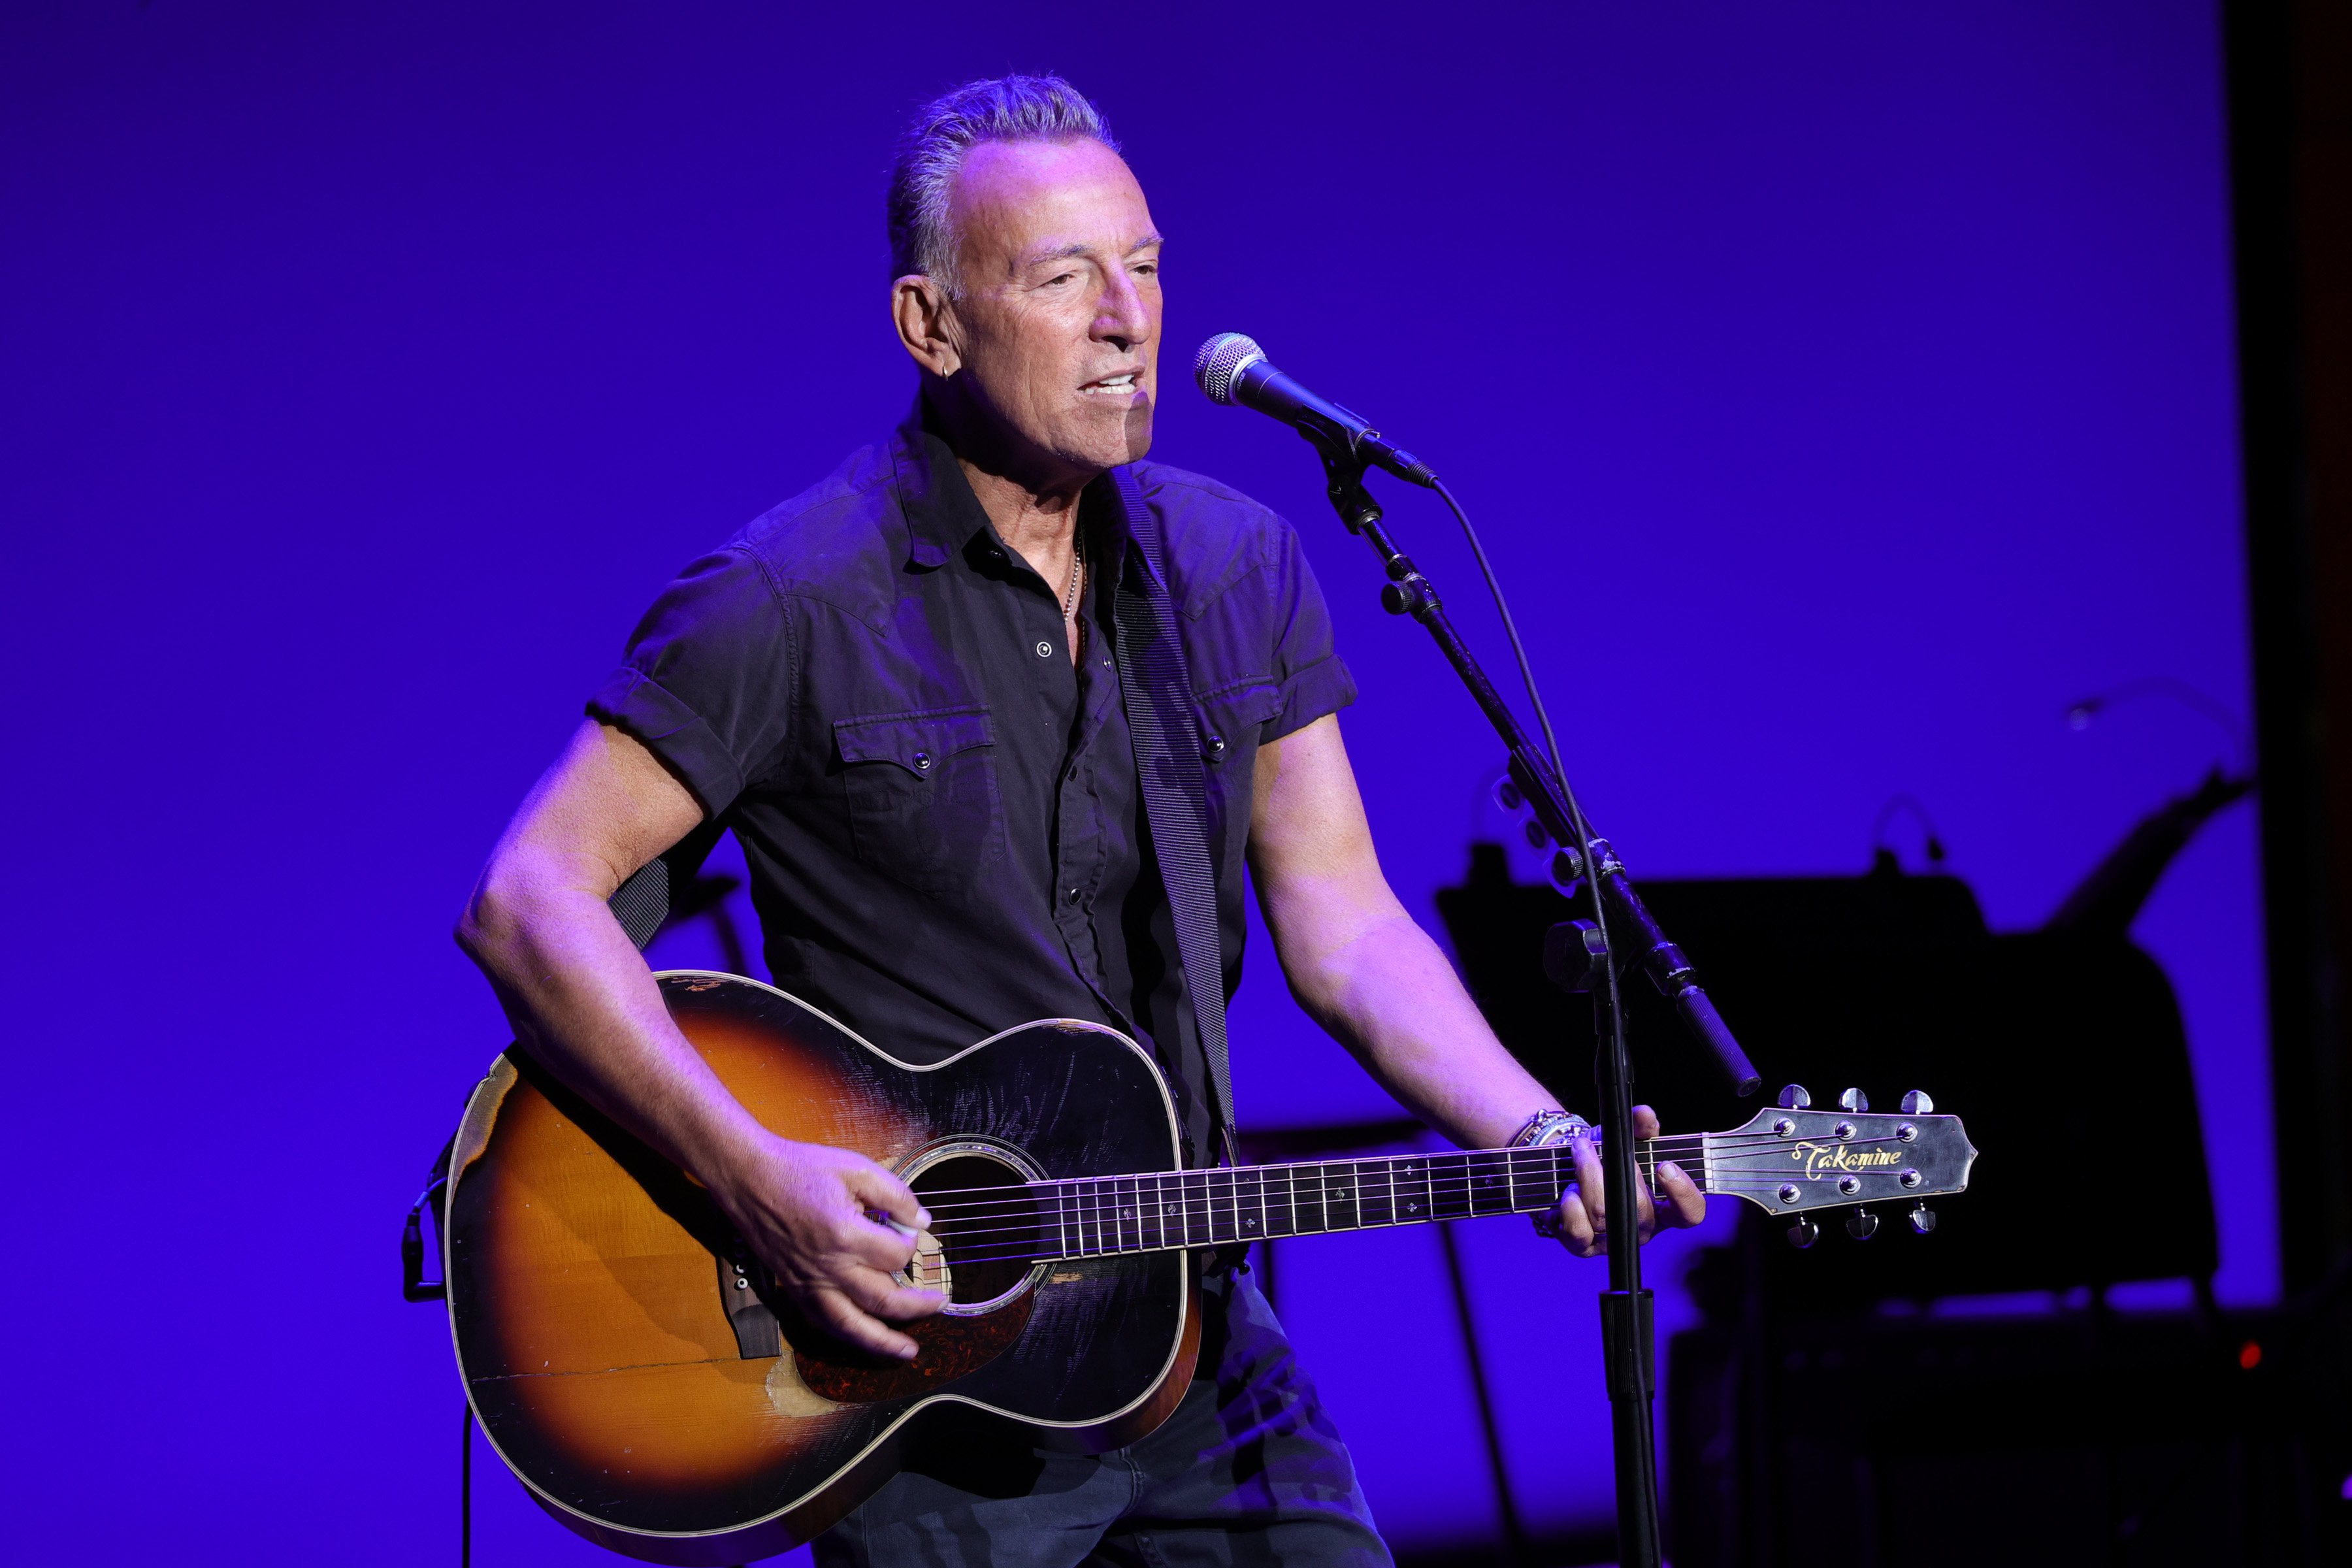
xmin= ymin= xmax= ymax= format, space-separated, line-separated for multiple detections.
xmin=887 ymin=74 xmax=1119 ymax=295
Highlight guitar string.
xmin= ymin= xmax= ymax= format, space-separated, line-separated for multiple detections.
xmin=910 ymin=1180 xmax=1921 ymax=1259
xmin=890 ymin=1150 xmax=1930 ymax=1257
xmin=893 ymin=1156 xmax=1944 ymax=1268
xmin=902 ymin=1175 xmax=1932 ymax=1258
xmin=903 ymin=1162 xmax=1925 ymax=1244
xmin=888 ymin=1122 xmax=1931 ymax=1206
xmin=890 ymin=1129 xmax=1876 ymax=1211
xmin=902 ymin=1134 xmax=1925 ymax=1226
xmin=888 ymin=1177 xmax=1935 ymax=1272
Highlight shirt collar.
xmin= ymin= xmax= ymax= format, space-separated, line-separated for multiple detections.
xmin=889 ymin=393 xmax=1144 ymax=580
xmin=889 ymin=397 xmax=994 ymax=570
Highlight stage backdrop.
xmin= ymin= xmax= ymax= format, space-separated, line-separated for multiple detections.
xmin=0 ymin=1 xmax=2255 ymax=1561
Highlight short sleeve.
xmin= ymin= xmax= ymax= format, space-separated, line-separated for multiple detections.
xmin=1260 ymin=517 xmax=1357 ymax=743
xmin=586 ymin=547 xmax=794 ymax=818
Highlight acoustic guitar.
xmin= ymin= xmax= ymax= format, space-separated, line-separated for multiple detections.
xmin=442 ymin=971 xmax=1976 ymax=1565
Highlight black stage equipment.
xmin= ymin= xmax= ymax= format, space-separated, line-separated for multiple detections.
xmin=1438 ymin=768 xmax=2345 ymax=1565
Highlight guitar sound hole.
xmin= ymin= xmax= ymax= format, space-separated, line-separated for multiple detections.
xmin=906 ymin=1150 xmax=1047 ymax=1315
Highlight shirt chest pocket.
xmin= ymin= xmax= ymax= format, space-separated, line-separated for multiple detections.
xmin=834 ymin=706 xmax=1004 ymax=902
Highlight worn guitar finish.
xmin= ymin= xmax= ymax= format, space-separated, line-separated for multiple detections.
xmin=444 ymin=972 xmax=1976 ymax=1566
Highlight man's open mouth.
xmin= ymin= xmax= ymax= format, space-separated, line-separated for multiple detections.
xmin=1081 ymin=372 xmax=1142 ymax=396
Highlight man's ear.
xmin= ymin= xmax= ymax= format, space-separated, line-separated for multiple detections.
xmin=891 ymin=275 xmax=962 ymax=377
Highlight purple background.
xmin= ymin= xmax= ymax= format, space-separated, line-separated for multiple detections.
xmin=0 ymin=2 xmax=2257 ymax=1560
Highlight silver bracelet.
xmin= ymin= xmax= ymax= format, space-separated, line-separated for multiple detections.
xmin=1511 ymin=1109 xmax=1590 ymax=1149
xmin=1521 ymin=1111 xmax=1593 ymax=1240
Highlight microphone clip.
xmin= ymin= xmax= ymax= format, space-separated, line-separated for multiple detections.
xmin=1309 ymin=426 xmax=1385 ymax=534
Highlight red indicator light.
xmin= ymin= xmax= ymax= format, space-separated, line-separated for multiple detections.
xmin=2238 ymin=1340 xmax=2262 ymax=1371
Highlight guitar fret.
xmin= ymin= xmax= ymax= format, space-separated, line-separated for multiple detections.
xmin=1394 ymin=1156 xmax=1426 ymax=1222
xmin=1328 ymin=1162 xmax=1358 ymax=1230
xmin=1420 ymin=1152 xmax=1458 ymax=1222
xmin=1354 ymin=1159 xmax=1388 ymax=1228
xmin=1424 ymin=1152 xmax=1452 ymax=1220
xmin=1186 ymin=1171 xmax=1210 ymax=1247
xmin=1508 ymin=1147 xmax=1544 ymax=1213
xmin=1235 ymin=1167 xmax=1264 ymax=1243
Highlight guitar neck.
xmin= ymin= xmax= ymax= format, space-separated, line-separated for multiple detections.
xmin=1030 ymin=1137 xmax=1708 ymax=1260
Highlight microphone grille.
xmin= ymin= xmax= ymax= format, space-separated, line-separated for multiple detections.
xmin=1194 ymin=333 xmax=1267 ymax=406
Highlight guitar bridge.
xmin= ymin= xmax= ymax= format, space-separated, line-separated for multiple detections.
xmin=719 ymin=1241 xmax=781 ymax=1360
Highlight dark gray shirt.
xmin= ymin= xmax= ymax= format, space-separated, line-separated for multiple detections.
xmin=589 ymin=404 xmax=1354 ymax=1160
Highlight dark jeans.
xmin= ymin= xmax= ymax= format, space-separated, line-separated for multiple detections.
xmin=811 ymin=1273 xmax=1391 ymax=1568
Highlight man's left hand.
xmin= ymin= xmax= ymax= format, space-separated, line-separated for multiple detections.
xmin=1543 ymin=1103 xmax=1706 ymax=1258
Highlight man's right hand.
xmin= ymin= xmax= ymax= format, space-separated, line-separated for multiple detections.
xmin=708 ymin=1133 xmax=947 ymax=1360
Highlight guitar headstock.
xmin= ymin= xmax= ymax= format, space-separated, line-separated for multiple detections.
xmin=1703 ymin=1085 xmax=1977 ymax=1245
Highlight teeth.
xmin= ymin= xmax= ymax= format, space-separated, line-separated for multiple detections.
xmin=1090 ymin=374 xmax=1136 ymax=391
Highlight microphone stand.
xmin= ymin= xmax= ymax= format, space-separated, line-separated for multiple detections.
xmin=1298 ymin=436 xmax=1761 ymax=1568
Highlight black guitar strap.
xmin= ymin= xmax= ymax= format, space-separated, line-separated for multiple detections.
xmin=1105 ymin=465 xmax=1238 ymax=1166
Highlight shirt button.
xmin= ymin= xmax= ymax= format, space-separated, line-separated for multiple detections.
xmin=911 ymin=751 xmax=932 ymax=772
xmin=1036 ymin=641 xmax=1054 ymax=658
xmin=1205 ymin=733 xmax=1228 ymax=757
xmin=1066 ymin=887 xmax=1083 ymax=904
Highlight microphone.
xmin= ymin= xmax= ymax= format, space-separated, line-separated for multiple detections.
xmin=1194 ymin=333 xmax=1439 ymax=488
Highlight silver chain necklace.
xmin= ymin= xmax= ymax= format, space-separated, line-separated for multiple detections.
xmin=1061 ymin=532 xmax=1084 ymax=621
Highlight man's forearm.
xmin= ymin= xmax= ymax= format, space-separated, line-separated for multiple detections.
xmin=458 ymin=855 xmax=768 ymax=1185
xmin=1273 ymin=900 xmax=1561 ymax=1152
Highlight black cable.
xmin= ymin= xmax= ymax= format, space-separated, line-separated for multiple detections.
xmin=1429 ymin=480 xmax=1630 ymax=1113
xmin=461 ymin=1401 xmax=473 ymax=1568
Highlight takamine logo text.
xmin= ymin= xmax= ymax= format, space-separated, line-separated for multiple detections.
xmin=1791 ymin=1141 xmax=1906 ymax=1179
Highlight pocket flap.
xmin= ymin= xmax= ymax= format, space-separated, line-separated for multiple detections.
xmin=834 ymin=706 xmax=996 ymax=772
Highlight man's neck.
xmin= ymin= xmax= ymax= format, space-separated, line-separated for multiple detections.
xmin=957 ymin=459 xmax=1088 ymax=562
xmin=924 ymin=385 xmax=1095 ymax=573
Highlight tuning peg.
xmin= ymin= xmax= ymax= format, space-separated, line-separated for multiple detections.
xmin=1901 ymin=1089 xmax=1935 ymax=1115
xmin=1786 ymin=1218 xmax=1820 ymax=1249
xmin=1778 ymin=1084 xmax=1812 ymax=1110
xmin=1838 ymin=1087 xmax=1870 ymax=1113
xmin=1908 ymin=1202 xmax=1938 ymax=1235
xmin=1846 ymin=1209 xmax=1880 ymax=1241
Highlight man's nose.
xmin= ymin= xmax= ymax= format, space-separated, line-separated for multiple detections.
xmin=1094 ymin=271 xmax=1151 ymax=350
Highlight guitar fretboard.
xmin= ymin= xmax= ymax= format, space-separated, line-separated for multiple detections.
xmin=1020 ymin=1143 xmax=1691 ymax=1260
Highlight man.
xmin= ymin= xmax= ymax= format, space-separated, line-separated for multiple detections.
xmin=458 ymin=74 xmax=1703 ymax=1568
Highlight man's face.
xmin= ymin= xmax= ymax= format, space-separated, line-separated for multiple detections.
xmin=936 ymin=137 xmax=1162 ymax=480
